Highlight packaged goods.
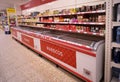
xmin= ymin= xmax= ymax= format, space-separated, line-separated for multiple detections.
xmin=116 ymin=27 xmax=120 ymax=43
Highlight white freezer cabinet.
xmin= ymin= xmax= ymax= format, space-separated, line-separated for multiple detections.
xmin=11 ymin=27 xmax=105 ymax=82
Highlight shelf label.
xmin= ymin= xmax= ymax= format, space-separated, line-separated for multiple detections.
xmin=40 ymin=40 xmax=76 ymax=68
xmin=84 ymin=32 xmax=87 ymax=34
xmin=93 ymin=33 xmax=97 ymax=35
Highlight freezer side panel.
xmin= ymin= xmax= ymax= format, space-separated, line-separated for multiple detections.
xmin=76 ymin=51 xmax=96 ymax=82
xmin=96 ymin=43 xmax=105 ymax=82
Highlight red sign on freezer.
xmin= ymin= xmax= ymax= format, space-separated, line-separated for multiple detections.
xmin=40 ymin=40 xmax=76 ymax=68
xmin=21 ymin=34 xmax=34 ymax=48
xmin=11 ymin=28 xmax=17 ymax=37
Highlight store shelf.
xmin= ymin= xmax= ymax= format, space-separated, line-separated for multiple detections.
xmin=39 ymin=10 xmax=106 ymax=17
xmin=111 ymin=77 xmax=119 ymax=82
xmin=37 ymin=22 xmax=105 ymax=25
xmin=77 ymin=22 xmax=105 ymax=25
xmin=113 ymin=0 xmax=120 ymax=5
xmin=18 ymin=24 xmax=104 ymax=37
xmin=111 ymin=61 xmax=120 ymax=68
xmin=112 ymin=42 xmax=120 ymax=48
xmin=112 ymin=22 xmax=120 ymax=27
xmin=19 ymin=24 xmax=40 ymax=28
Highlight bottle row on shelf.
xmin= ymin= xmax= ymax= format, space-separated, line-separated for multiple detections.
xmin=40 ymin=14 xmax=105 ymax=23
xmin=112 ymin=48 xmax=120 ymax=64
xmin=17 ymin=2 xmax=106 ymax=20
xmin=39 ymin=2 xmax=106 ymax=16
xmin=18 ymin=14 xmax=105 ymax=24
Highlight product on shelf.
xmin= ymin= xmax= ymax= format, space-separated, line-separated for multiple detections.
xmin=113 ymin=3 xmax=120 ymax=22
xmin=59 ymin=17 xmax=64 ymax=22
xmin=113 ymin=48 xmax=120 ymax=63
xmin=77 ymin=15 xmax=83 ymax=22
xmin=36 ymin=24 xmax=44 ymax=27
xmin=54 ymin=17 xmax=60 ymax=22
xmin=116 ymin=27 xmax=120 ymax=43
xmin=80 ymin=6 xmax=87 ymax=12
xmin=53 ymin=10 xmax=59 ymax=15
xmin=69 ymin=8 xmax=76 ymax=14
xmin=98 ymin=15 xmax=106 ymax=22
xmin=75 ymin=7 xmax=80 ymax=13
xmin=112 ymin=67 xmax=120 ymax=80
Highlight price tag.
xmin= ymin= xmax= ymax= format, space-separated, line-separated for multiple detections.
xmin=84 ymin=32 xmax=87 ymax=34
xmin=93 ymin=33 xmax=97 ymax=35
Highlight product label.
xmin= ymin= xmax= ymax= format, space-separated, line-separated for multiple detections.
xmin=21 ymin=34 xmax=34 ymax=48
xmin=40 ymin=40 xmax=76 ymax=68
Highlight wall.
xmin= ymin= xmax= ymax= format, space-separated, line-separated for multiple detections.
xmin=14 ymin=5 xmax=22 ymax=15
xmin=21 ymin=0 xmax=105 ymax=15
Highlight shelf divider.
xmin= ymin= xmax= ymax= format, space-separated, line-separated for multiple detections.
xmin=112 ymin=42 xmax=120 ymax=48
xmin=111 ymin=61 xmax=120 ymax=68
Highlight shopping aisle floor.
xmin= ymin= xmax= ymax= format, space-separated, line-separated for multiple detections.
xmin=0 ymin=30 xmax=83 ymax=82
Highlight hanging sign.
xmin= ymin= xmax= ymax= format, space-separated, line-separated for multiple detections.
xmin=7 ymin=8 xmax=16 ymax=14
xmin=20 ymin=0 xmax=56 ymax=10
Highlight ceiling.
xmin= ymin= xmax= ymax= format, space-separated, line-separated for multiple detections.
xmin=0 ymin=0 xmax=29 ymax=10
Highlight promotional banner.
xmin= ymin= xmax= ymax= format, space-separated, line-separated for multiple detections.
xmin=41 ymin=40 xmax=76 ymax=68
xmin=21 ymin=34 xmax=34 ymax=48
xmin=20 ymin=0 xmax=56 ymax=10
xmin=11 ymin=28 xmax=17 ymax=37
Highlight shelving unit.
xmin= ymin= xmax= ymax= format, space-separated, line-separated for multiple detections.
xmin=105 ymin=0 xmax=120 ymax=82
xmin=18 ymin=8 xmax=106 ymax=37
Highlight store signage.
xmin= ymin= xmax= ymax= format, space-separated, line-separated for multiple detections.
xmin=40 ymin=40 xmax=76 ymax=68
xmin=12 ymin=29 xmax=17 ymax=37
xmin=20 ymin=0 xmax=56 ymax=10
xmin=21 ymin=34 xmax=34 ymax=48
xmin=7 ymin=8 xmax=16 ymax=13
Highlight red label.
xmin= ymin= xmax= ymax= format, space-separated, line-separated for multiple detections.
xmin=21 ymin=0 xmax=56 ymax=10
xmin=40 ymin=40 xmax=76 ymax=68
xmin=21 ymin=34 xmax=34 ymax=48
xmin=12 ymin=28 xmax=17 ymax=37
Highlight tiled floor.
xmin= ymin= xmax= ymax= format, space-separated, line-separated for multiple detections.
xmin=0 ymin=30 xmax=84 ymax=82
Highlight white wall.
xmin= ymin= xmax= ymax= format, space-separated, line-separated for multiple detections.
xmin=14 ymin=4 xmax=22 ymax=15
xmin=22 ymin=0 xmax=105 ymax=15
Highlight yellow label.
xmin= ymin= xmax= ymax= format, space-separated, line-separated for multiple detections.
xmin=7 ymin=8 xmax=16 ymax=13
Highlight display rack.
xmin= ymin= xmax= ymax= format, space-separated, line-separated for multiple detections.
xmin=12 ymin=1 xmax=106 ymax=82
xmin=18 ymin=8 xmax=106 ymax=37
xmin=105 ymin=0 xmax=120 ymax=82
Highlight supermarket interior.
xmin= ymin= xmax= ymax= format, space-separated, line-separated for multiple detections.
xmin=0 ymin=0 xmax=120 ymax=82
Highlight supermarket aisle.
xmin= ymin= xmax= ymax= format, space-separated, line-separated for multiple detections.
xmin=0 ymin=30 xmax=83 ymax=82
